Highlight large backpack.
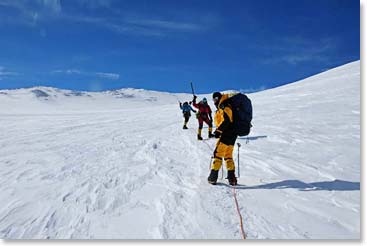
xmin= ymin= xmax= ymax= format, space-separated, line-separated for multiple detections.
xmin=227 ymin=93 xmax=252 ymax=136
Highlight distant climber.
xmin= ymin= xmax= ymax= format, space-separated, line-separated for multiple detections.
xmin=192 ymin=95 xmax=214 ymax=140
xmin=179 ymin=101 xmax=196 ymax=129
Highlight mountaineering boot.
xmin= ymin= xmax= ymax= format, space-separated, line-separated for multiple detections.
xmin=227 ymin=170 xmax=237 ymax=186
xmin=208 ymin=127 xmax=214 ymax=138
xmin=207 ymin=169 xmax=219 ymax=185
xmin=197 ymin=128 xmax=203 ymax=140
xmin=183 ymin=125 xmax=188 ymax=129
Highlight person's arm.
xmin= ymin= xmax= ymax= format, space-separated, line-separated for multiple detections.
xmin=208 ymin=106 xmax=213 ymax=121
xmin=216 ymin=106 xmax=233 ymax=134
xmin=192 ymin=100 xmax=199 ymax=109
xmin=192 ymin=95 xmax=199 ymax=108
xmin=190 ymin=106 xmax=197 ymax=113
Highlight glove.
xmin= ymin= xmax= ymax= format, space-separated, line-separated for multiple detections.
xmin=193 ymin=95 xmax=197 ymax=100
xmin=194 ymin=110 xmax=197 ymax=113
xmin=214 ymin=130 xmax=221 ymax=138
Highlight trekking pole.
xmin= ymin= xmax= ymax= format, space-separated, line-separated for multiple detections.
xmin=221 ymin=165 xmax=224 ymax=180
xmin=237 ymin=142 xmax=241 ymax=178
xmin=209 ymin=156 xmax=213 ymax=171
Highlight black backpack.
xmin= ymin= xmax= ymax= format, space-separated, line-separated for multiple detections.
xmin=227 ymin=93 xmax=253 ymax=136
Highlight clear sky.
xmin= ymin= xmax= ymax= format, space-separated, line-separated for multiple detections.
xmin=0 ymin=0 xmax=360 ymax=93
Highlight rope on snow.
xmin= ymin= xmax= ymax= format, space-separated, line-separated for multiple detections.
xmin=232 ymin=187 xmax=246 ymax=239
xmin=188 ymin=127 xmax=247 ymax=239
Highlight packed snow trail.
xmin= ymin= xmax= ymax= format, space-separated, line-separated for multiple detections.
xmin=0 ymin=61 xmax=360 ymax=239
xmin=0 ymin=105 xmax=242 ymax=239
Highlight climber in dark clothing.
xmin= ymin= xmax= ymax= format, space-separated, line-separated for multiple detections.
xmin=179 ymin=101 xmax=196 ymax=129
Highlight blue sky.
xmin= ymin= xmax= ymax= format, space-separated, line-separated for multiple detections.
xmin=0 ymin=0 xmax=360 ymax=93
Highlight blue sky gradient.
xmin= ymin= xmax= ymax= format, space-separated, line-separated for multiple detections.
xmin=0 ymin=0 xmax=360 ymax=93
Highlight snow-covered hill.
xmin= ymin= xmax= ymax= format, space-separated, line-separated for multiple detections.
xmin=0 ymin=61 xmax=360 ymax=239
xmin=0 ymin=86 xmax=190 ymax=114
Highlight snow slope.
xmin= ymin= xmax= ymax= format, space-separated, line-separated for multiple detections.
xmin=0 ymin=61 xmax=360 ymax=239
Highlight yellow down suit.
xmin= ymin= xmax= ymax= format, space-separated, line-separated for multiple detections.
xmin=212 ymin=94 xmax=238 ymax=171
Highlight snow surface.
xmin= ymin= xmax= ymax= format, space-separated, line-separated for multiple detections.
xmin=0 ymin=61 xmax=360 ymax=239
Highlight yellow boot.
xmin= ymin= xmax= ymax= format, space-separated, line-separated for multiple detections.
xmin=197 ymin=128 xmax=203 ymax=140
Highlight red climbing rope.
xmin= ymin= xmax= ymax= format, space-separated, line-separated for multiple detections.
xmin=232 ymin=187 xmax=246 ymax=239
xmin=189 ymin=128 xmax=246 ymax=239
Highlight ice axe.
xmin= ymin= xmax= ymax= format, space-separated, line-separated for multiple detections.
xmin=190 ymin=82 xmax=197 ymax=105
xmin=190 ymin=82 xmax=195 ymax=96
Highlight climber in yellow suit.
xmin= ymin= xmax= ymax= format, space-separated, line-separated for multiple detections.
xmin=208 ymin=91 xmax=237 ymax=185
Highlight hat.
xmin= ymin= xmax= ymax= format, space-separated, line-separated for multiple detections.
xmin=212 ymin=92 xmax=222 ymax=101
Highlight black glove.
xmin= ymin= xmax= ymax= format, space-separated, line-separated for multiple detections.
xmin=193 ymin=95 xmax=197 ymax=100
xmin=214 ymin=130 xmax=221 ymax=138
xmin=194 ymin=110 xmax=197 ymax=113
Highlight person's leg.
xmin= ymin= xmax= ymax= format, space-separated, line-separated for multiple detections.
xmin=208 ymin=139 xmax=226 ymax=184
xmin=204 ymin=118 xmax=214 ymax=137
xmin=183 ymin=114 xmax=189 ymax=129
xmin=223 ymin=135 xmax=238 ymax=185
xmin=197 ymin=118 xmax=204 ymax=140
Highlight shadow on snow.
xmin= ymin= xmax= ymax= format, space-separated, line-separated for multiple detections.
xmin=238 ymin=135 xmax=267 ymax=141
xmin=218 ymin=179 xmax=360 ymax=191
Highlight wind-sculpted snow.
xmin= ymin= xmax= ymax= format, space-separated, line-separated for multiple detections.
xmin=108 ymin=91 xmax=136 ymax=99
xmin=0 ymin=61 xmax=360 ymax=239
xmin=63 ymin=91 xmax=88 ymax=97
xmin=31 ymin=89 xmax=50 ymax=98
